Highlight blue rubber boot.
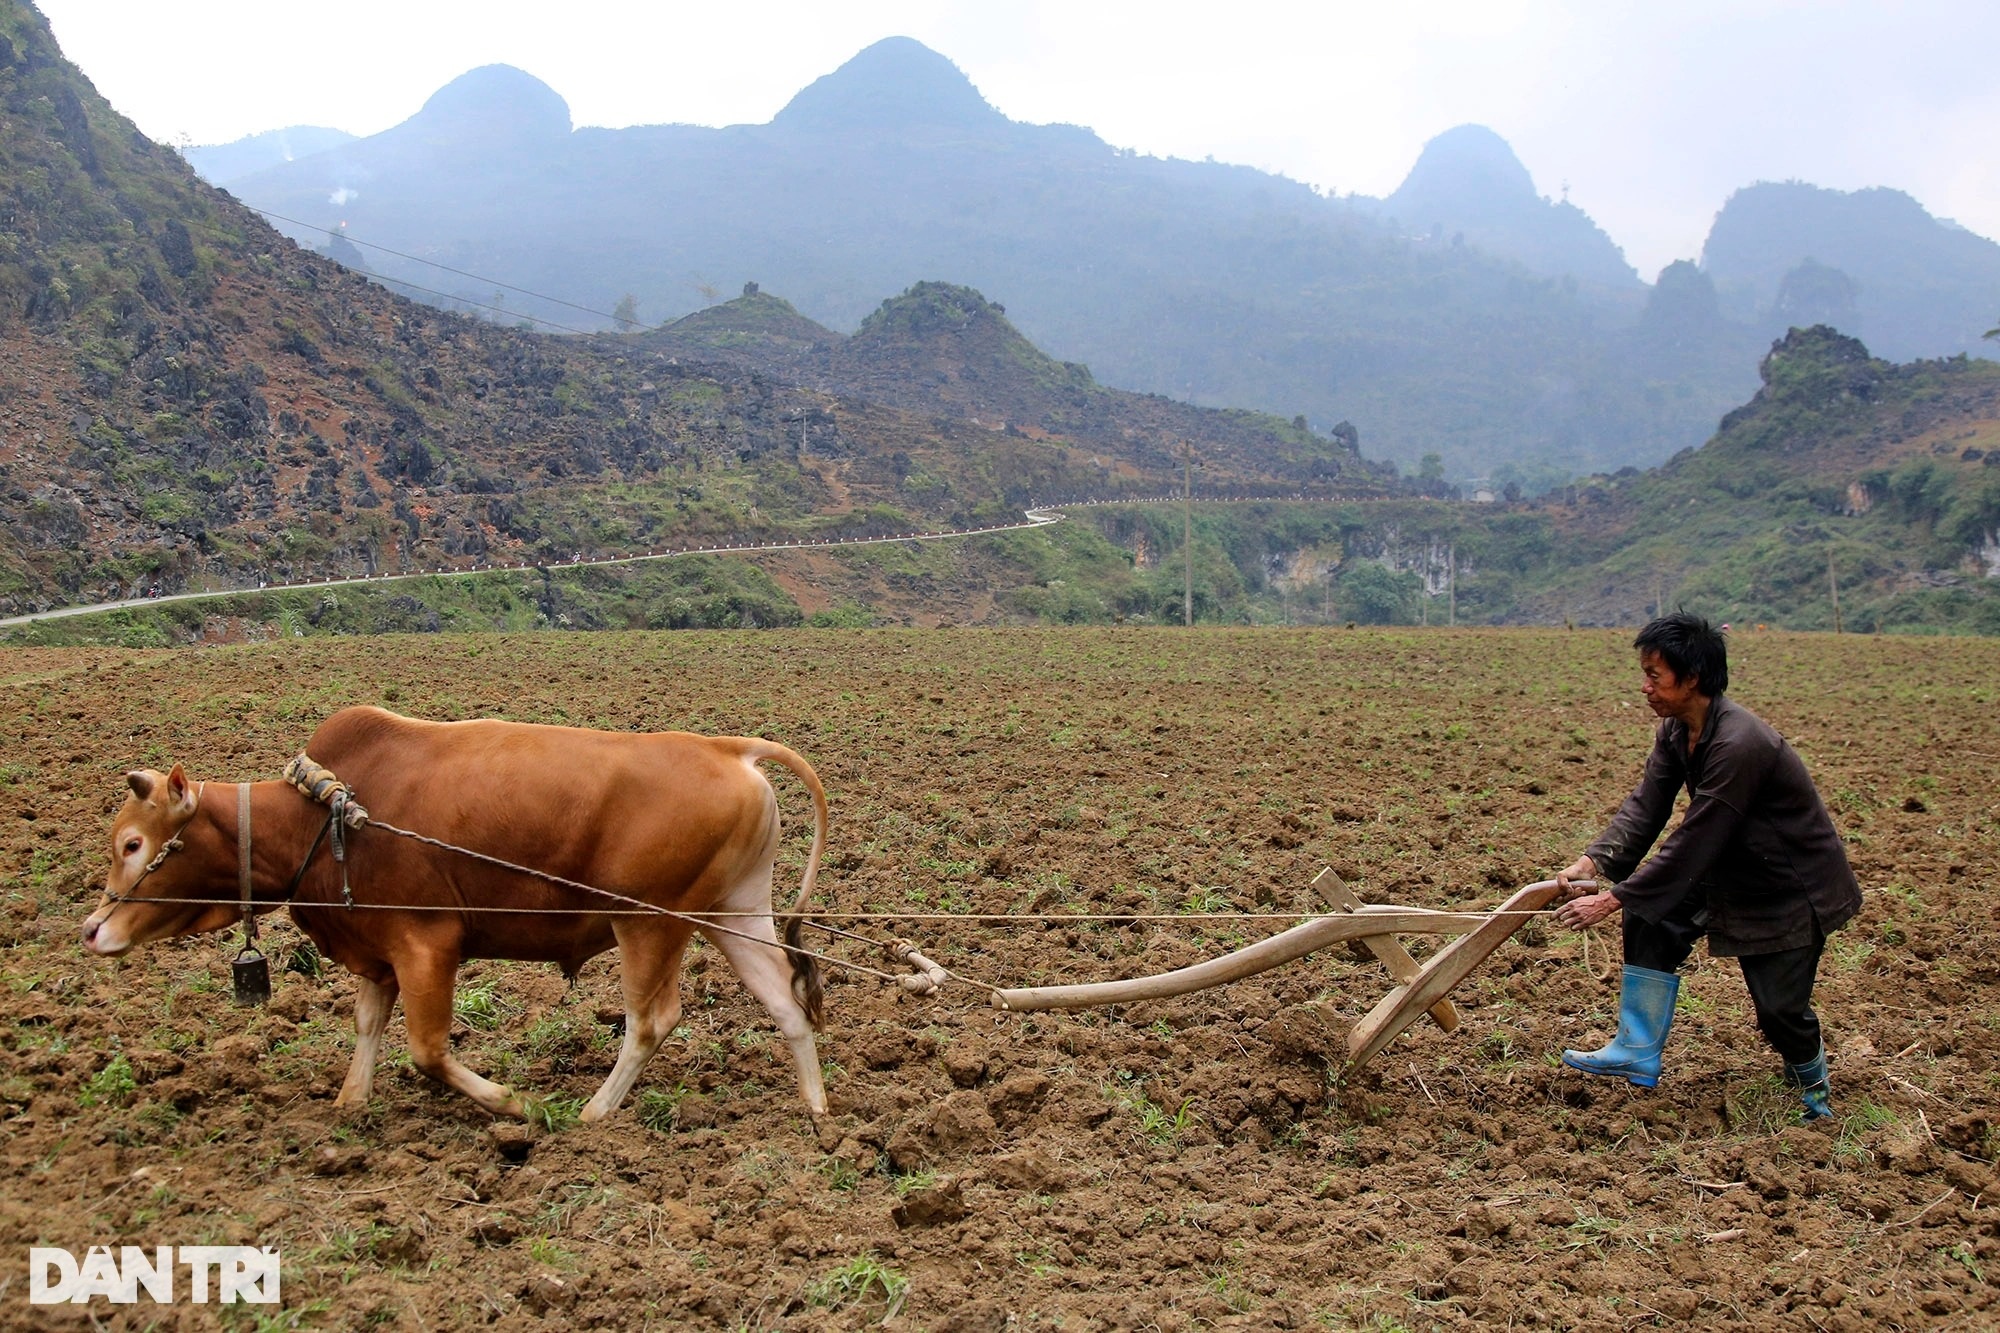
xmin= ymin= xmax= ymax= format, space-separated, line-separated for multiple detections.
xmin=1784 ymin=1044 xmax=1833 ymax=1120
xmin=1562 ymin=965 xmax=1680 ymax=1088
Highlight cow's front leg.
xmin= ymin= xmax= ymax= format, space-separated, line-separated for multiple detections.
xmin=334 ymin=974 xmax=399 ymax=1109
xmin=399 ymin=950 xmax=526 ymax=1119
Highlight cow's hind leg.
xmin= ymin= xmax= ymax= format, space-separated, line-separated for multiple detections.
xmin=334 ymin=973 xmax=399 ymax=1110
xmin=706 ymin=919 xmax=828 ymax=1117
xmin=582 ymin=919 xmax=695 ymax=1122
xmin=399 ymin=948 xmax=526 ymax=1119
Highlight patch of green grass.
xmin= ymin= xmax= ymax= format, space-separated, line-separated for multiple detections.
xmin=522 ymin=1094 xmax=586 ymax=1133
xmin=818 ymin=1156 xmax=862 ymax=1191
xmin=1943 ymin=1241 xmax=1985 ymax=1283
xmin=131 ymin=1099 xmax=185 ymax=1140
xmin=1476 ymin=1031 xmax=1518 ymax=1067
xmin=891 ymin=1167 xmax=938 ymax=1197
xmin=284 ymin=939 xmax=326 ymax=979
xmin=80 ymin=1054 xmax=137 ymax=1108
xmin=222 ymin=1297 xmax=334 ymax=1331
xmin=634 ymin=1085 xmax=687 ymax=1133
xmin=527 ymin=1236 xmax=577 ymax=1269
xmin=1826 ymin=934 xmax=1875 ymax=972
xmin=1673 ymin=989 xmax=1716 ymax=1019
xmin=807 ymin=1252 xmax=909 ymax=1322
xmin=1565 ymin=1213 xmax=1620 ymax=1250
xmin=536 ymin=1179 xmax=613 ymax=1233
xmin=453 ymin=982 xmax=508 ymax=1030
xmin=1207 ymin=1268 xmax=1255 ymax=1313
xmin=1722 ymin=1074 xmax=1798 ymax=1134
xmin=1315 ymin=1315 xmax=1412 ymax=1333
xmin=1832 ymin=1098 xmax=1897 ymax=1162
xmin=1016 ymin=1246 xmax=1060 ymax=1279
xmin=522 ymin=1011 xmax=585 ymax=1060
xmin=304 ymin=1222 xmax=394 ymax=1267
xmin=1179 ymin=885 xmax=1229 ymax=914
xmin=1110 ymin=1077 xmax=1201 ymax=1144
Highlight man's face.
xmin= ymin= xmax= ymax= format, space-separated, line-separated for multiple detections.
xmin=1639 ymin=649 xmax=1702 ymax=720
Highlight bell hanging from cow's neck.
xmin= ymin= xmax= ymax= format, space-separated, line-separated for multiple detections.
xmin=232 ymin=944 xmax=272 ymax=1007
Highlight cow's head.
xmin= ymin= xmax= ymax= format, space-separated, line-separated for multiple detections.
xmin=81 ymin=766 xmax=236 ymax=956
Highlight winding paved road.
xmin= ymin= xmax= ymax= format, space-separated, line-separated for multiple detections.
xmin=0 ymin=508 xmax=1067 ymax=629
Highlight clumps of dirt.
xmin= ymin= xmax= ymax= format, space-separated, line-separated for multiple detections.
xmin=1 ymin=629 xmax=1996 ymax=1328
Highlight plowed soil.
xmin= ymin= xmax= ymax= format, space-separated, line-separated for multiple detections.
xmin=2 ymin=628 xmax=1997 ymax=1331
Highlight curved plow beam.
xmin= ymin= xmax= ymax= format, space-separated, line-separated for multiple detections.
xmin=990 ymin=880 xmax=1578 ymax=1074
xmin=990 ymin=907 xmax=1493 ymax=1013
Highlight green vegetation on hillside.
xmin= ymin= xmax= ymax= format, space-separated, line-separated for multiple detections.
xmin=1513 ymin=327 xmax=2000 ymax=632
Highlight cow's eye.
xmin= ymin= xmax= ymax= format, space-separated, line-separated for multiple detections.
xmin=124 ymin=838 xmax=142 ymax=855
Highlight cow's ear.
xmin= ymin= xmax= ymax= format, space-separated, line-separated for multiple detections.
xmin=127 ymin=770 xmax=155 ymax=800
xmin=165 ymin=764 xmax=197 ymax=818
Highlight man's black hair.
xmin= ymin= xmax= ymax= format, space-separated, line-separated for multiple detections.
xmin=1633 ymin=611 xmax=1728 ymax=697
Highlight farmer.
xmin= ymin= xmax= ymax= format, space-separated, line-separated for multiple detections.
xmin=1550 ymin=611 xmax=1861 ymax=1118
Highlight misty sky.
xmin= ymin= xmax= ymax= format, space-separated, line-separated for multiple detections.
xmin=35 ymin=0 xmax=2000 ymax=281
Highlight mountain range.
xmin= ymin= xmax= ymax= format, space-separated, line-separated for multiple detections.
xmin=185 ymin=37 xmax=2000 ymax=487
xmin=2 ymin=0 xmax=1994 ymax=639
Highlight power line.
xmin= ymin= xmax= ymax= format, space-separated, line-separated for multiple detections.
xmin=178 ymin=207 xmax=604 ymax=336
xmin=241 ymin=202 xmax=628 ymax=332
xmin=347 ymin=269 xmax=600 ymax=337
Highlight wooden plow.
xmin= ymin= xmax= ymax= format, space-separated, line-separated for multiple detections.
xmin=986 ymin=869 xmax=1572 ymax=1072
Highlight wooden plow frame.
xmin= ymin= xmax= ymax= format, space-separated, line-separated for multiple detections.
xmin=988 ymin=869 xmax=1572 ymax=1072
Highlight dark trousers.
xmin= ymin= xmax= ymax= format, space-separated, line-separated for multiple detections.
xmin=1623 ymin=893 xmax=1825 ymax=1066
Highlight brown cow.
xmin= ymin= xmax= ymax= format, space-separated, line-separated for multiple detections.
xmin=81 ymin=706 xmax=830 ymax=1121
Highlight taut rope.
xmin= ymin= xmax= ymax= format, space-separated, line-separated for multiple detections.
xmin=280 ymin=754 xmax=943 ymax=993
xmin=116 ymin=754 xmax=1575 ymax=1004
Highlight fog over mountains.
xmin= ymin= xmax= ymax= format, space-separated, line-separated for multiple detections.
xmin=188 ymin=37 xmax=2000 ymax=486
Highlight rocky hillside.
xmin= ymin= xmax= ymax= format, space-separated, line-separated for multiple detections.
xmin=1515 ymin=327 xmax=2000 ymax=630
xmin=0 ymin=3 xmax=1376 ymax=619
xmin=645 ymin=282 xmax=1372 ymax=483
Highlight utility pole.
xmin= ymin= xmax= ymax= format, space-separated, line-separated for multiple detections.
xmin=1828 ymin=549 xmax=1842 ymax=634
xmin=1447 ymin=542 xmax=1456 ymax=628
xmin=1179 ymin=441 xmax=1198 ymax=627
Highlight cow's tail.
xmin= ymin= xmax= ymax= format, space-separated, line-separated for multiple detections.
xmin=747 ymin=740 xmax=828 ymax=1031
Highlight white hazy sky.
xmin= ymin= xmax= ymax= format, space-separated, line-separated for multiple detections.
xmin=35 ymin=0 xmax=2000 ymax=281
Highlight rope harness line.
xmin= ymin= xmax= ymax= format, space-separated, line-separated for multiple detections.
xmin=111 ymin=754 xmax=1572 ymax=1005
xmin=283 ymin=754 xmax=964 ymax=995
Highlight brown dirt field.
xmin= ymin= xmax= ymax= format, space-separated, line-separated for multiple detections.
xmin=2 ymin=628 xmax=1997 ymax=1331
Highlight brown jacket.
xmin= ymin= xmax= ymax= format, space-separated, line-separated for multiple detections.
xmin=1588 ymin=695 xmax=1861 ymax=956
